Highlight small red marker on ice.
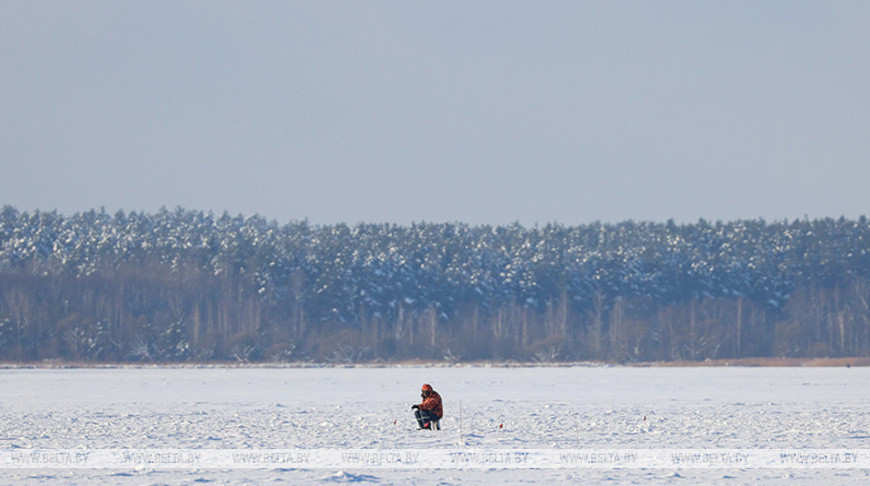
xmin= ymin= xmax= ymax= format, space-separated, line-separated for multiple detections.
xmin=499 ymin=423 xmax=503 ymax=429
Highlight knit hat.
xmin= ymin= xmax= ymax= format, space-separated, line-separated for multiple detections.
xmin=421 ymin=383 xmax=433 ymax=392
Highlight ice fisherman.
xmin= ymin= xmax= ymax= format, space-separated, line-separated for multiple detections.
xmin=411 ymin=383 xmax=443 ymax=429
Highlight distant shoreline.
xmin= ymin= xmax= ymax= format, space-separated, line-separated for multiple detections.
xmin=632 ymin=356 xmax=870 ymax=367
xmin=1 ymin=357 xmax=867 ymax=369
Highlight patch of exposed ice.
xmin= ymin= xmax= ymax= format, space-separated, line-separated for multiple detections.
xmin=322 ymin=471 xmax=380 ymax=482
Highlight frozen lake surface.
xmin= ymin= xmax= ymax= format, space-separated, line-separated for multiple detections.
xmin=1 ymin=366 xmax=868 ymax=484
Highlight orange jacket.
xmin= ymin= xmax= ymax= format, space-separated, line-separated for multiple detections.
xmin=418 ymin=390 xmax=443 ymax=418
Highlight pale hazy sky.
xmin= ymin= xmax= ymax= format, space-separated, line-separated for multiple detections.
xmin=2 ymin=1 xmax=869 ymax=225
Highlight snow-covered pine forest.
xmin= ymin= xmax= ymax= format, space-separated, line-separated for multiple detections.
xmin=1 ymin=206 xmax=868 ymax=363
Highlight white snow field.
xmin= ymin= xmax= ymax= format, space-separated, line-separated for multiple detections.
xmin=0 ymin=365 xmax=868 ymax=484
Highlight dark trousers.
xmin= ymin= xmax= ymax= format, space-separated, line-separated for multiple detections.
xmin=414 ymin=409 xmax=440 ymax=429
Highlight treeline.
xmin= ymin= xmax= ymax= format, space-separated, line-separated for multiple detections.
xmin=1 ymin=206 xmax=868 ymax=363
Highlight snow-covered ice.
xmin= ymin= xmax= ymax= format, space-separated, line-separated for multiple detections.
xmin=0 ymin=366 xmax=868 ymax=484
